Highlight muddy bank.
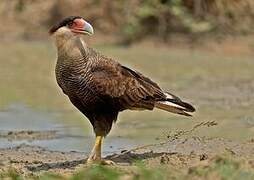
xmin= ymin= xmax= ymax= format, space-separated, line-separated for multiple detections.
xmin=0 ymin=130 xmax=58 ymax=141
xmin=0 ymin=137 xmax=253 ymax=176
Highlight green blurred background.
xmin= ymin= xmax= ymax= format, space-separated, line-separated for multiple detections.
xmin=1 ymin=0 xmax=254 ymax=42
xmin=0 ymin=0 xmax=254 ymax=153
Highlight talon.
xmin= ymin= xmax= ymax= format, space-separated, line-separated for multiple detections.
xmin=86 ymin=159 xmax=116 ymax=166
xmin=101 ymin=159 xmax=116 ymax=165
xmin=87 ymin=158 xmax=100 ymax=165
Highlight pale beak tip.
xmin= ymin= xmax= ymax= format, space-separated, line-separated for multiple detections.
xmin=84 ymin=21 xmax=94 ymax=35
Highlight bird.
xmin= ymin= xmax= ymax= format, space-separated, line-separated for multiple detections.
xmin=49 ymin=16 xmax=195 ymax=165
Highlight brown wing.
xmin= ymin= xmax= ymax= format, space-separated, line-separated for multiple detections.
xmin=89 ymin=60 xmax=166 ymax=111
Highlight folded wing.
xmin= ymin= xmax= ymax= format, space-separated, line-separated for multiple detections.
xmin=90 ymin=60 xmax=195 ymax=116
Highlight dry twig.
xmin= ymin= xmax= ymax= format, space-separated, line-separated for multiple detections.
xmin=111 ymin=121 xmax=217 ymax=158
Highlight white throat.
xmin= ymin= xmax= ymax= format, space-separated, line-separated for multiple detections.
xmin=52 ymin=27 xmax=87 ymax=59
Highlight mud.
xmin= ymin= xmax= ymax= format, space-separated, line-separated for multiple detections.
xmin=0 ymin=137 xmax=253 ymax=176
xmin=0 ymin=130 xmax=58 ymax=141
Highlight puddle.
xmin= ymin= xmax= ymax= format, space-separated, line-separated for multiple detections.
xmin=0 ymin=104 xmax=142 ymax=155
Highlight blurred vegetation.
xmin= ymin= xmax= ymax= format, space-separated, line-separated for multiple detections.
xmin=0 ymin=0 xmax=254 ymax=43
xmin=1 ymin=155 xmax=254 ymax=180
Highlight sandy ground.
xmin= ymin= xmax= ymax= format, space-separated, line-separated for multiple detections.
xmin=0 ymin=130 xmax=253 ymax=177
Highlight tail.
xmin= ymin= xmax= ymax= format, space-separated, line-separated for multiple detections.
xmin=155 ymin=92 xmax=195 ymax=116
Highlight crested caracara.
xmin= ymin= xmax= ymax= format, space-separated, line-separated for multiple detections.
xmin=49 ymin=16 xmax=195 ymax=165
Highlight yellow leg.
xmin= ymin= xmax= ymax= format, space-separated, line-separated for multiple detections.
xmin=87 ymin=136 xmax=102 ymax=164
xmin=86 ymin=135 xmax=115 ymax=165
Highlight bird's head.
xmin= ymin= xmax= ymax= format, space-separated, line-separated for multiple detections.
xmin=49 ymin=16 xmax=94 ymax=36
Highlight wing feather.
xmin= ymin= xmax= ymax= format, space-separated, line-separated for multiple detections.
xmin=88 ymin=56 xmax=195 ymax=115
xmin=90 ymin=61 xmax=165 ymax=110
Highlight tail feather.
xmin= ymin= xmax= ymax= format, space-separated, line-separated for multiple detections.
xmin=155 ymin=92 xmax=195 ymax=116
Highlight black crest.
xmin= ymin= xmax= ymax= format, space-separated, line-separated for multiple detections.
xmin=49 ymin=16 xmax=82 ymax=34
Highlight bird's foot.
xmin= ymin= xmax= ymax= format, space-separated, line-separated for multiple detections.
xmin=86 ymin=136 xmax=115 ymax=165
xmin=100 ymin=159 xmax=116 ymax=165
xmin=86 ymin=154 xmax=101 ymax=165
xmin=86 ymin=157 xmax=116 ymax=166
xmin=86 ymin=159 xmax=97 ymax=165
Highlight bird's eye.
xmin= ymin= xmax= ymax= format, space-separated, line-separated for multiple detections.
xmin=68 ymin=22 xmax=74 ymax=27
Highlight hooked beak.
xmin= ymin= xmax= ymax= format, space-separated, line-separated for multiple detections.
xmin=82 ymin=21 xmax=94 ymax=35
xmin=73 ymin=21 xmax=94 ymax=36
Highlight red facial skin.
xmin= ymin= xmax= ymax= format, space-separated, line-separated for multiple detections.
xmin=69 ymin=19 xmax=85 ymax=33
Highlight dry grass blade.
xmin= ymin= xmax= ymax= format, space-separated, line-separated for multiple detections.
xmin=111 ymin=121 xmax=218 ymax=158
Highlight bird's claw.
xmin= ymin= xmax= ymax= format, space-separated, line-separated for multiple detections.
xmin=100 ymin=159 xmax=116 ymax=165
xmin=86 ymin=158 xmax=116 ymax=166
xmin=86 ymin=158 xmax=100 ymax=165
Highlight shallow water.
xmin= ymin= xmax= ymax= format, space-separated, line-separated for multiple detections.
xmin=0 ymin=104 xmax=145 ymax=156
